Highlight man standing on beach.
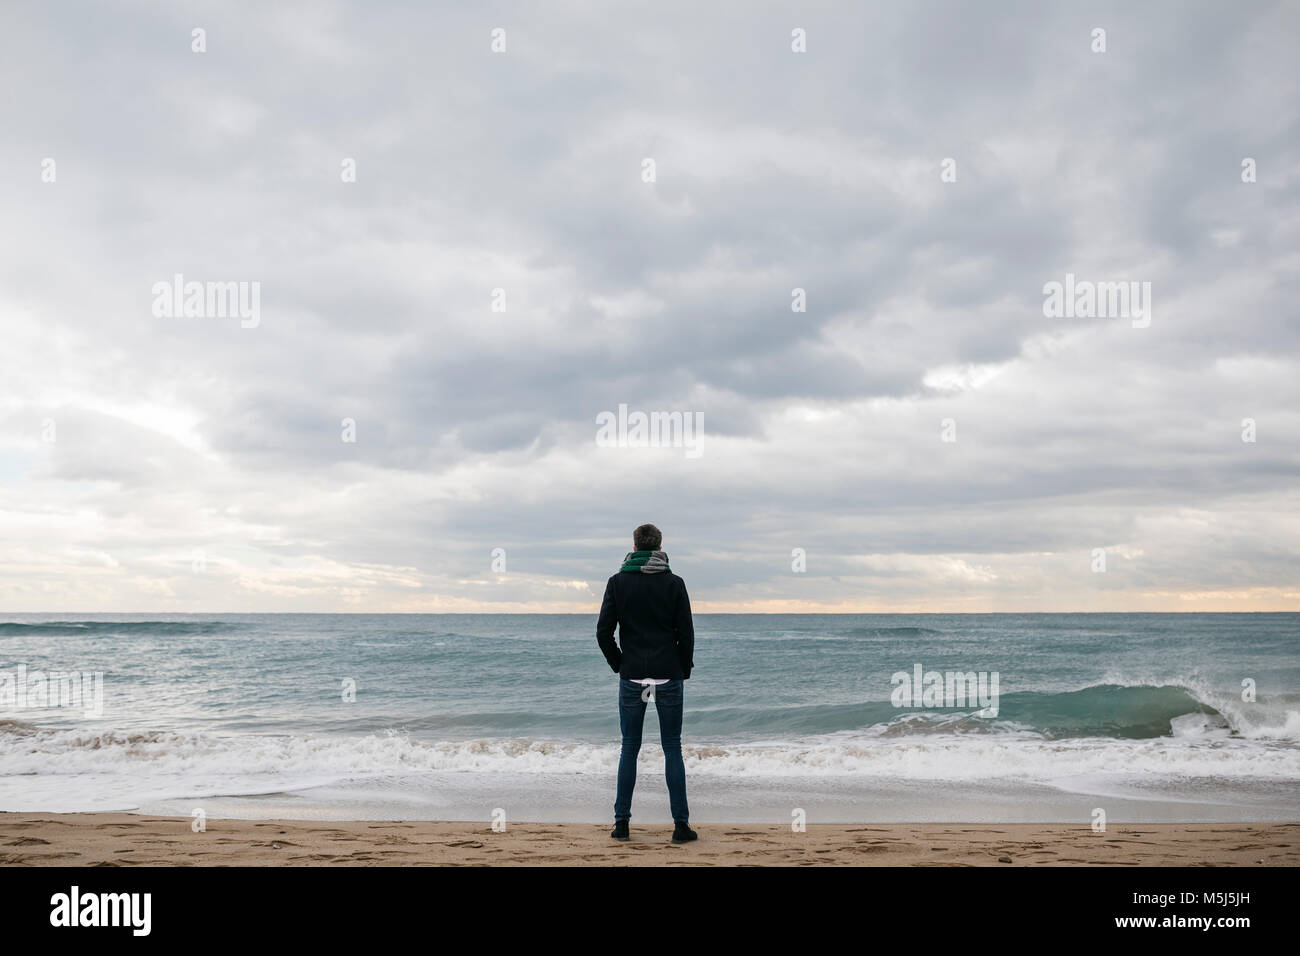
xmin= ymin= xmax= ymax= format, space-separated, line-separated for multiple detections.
xmin=596 ymin=523 xmax=698 ymax=844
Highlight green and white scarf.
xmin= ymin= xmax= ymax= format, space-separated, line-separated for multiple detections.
xmin=620 ymin=550 xmax=670 ymax=573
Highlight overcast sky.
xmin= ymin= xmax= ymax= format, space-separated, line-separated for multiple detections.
xmin=1 ymin=1 xmax=1297 ymax=613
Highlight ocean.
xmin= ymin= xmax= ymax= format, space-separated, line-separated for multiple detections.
xmin=2 ymin=613 xmax=1297 ymax=823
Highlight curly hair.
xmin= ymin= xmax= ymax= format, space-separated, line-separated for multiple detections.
xmin=633 ymin=523 xmax=662 ymax=551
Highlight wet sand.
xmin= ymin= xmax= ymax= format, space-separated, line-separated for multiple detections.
xmin=1 ymin=813 xmax=1297 ymax=866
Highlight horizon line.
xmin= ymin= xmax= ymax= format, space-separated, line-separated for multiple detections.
xmin=3 ymin=609 xmax=1298 ymax=616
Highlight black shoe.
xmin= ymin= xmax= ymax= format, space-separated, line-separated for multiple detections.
xmin=671 ymin=823 xmax=698 ymax=844
xmin=611 ymin=821 xmax=630 ymax=841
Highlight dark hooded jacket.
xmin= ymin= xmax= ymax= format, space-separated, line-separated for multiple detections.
xmin=596 ymin=569 xmax=694 ymax=680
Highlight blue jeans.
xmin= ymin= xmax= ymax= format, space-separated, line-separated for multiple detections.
xmin=614 ymin=678 xmax=689 ymax=825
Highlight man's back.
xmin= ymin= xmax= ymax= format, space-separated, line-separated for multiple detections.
xmin=598 ymin=525 xmax=698 ymax=844
xmin=597 ymin=567 xmax=694 ymax=680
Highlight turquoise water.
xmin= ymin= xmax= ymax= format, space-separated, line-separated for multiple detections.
xmin=2 ymin=613 xmax=1297 ymax=822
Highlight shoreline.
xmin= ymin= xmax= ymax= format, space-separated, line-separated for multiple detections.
xmin=2 ymin=813 xmax=1296 ymax=866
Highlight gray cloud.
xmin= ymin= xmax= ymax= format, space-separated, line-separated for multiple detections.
xmin=0 ymin=0 xmax=1297 ymax=611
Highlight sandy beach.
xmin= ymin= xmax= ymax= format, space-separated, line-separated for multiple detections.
xmin=1 ymin=813 xmax=1296 ymax=866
